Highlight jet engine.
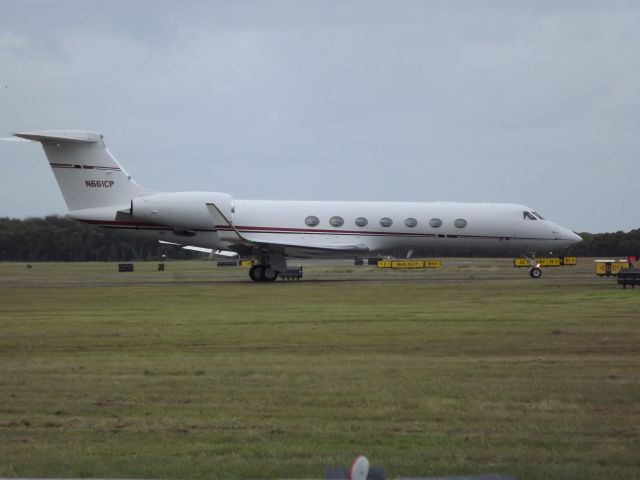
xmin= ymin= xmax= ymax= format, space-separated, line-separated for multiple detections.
xmin=129 ymin=191 xmax=234 ymax=230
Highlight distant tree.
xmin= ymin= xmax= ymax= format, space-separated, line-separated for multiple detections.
xmin=567 ymin=229 xmax=640 ymax=257
xmin=0 ymin=216 xmax=204 ymax=262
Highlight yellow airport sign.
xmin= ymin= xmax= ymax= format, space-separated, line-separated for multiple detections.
xmin=377 ymin=259 xmax=442 ymax=269
xmin=514 ymin=257 xmax=578 ymax=267
xmin=539 ymin=258 xmax=561 ymax=267
xmin=391 ymin=260 xmax=426 ymax=268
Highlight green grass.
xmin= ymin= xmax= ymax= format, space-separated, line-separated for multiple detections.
xmin=0 ymin=260 xmax=638 ymax=479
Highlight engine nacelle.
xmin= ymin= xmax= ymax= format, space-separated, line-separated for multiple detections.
xmin=130 ymin=191 xmax=234 ymax=230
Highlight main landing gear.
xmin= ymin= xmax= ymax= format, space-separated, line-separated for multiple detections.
xmin=249 ymin=264 xmax=279 ymax=282
xmin=248 ymin=253 xmax=287 ymax=282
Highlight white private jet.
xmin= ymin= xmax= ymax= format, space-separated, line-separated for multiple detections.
xmin=11 ymin=130 xmax=581 ymax=281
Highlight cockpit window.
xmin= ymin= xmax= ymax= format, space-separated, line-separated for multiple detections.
xmin=523 ymin=211 xmax=537 ymax=220
xmin=533 ymin=212 xmax=545 ymax=220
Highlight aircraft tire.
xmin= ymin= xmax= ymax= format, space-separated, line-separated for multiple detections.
xmin=249 ymin=265 xmax=259 ymax=281
xmin=251 ymin=265 xmax=266 ymax=282
xmin=529 ymin=267 xmax=542 ymax=279
xmin=263 ymin=266 xmax=279 ymax=282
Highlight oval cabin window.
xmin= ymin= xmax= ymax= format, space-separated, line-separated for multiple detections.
xmin=305 ymin=215 xmax=320 ymax=227
xmin=379 ymin=217 xmax=393 ymax=227
xmin=355 ymin=217 xmax=368 ymax=227
xmin=429 ymin=218 xmax=442 ymax=228
xmin=404 ymin=218 xmax=417 ymax=228
xmin=329 ymin=216 xmax=344 ymax=227
xmin=454 ymin=218 xmax=468 ymax=228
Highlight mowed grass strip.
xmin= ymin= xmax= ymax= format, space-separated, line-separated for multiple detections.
xmin=0 ymin=262 xmax=638 ymax=479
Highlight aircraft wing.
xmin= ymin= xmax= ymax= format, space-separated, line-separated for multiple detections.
xmin=158 ymin=240 xmax=238 ymax=257
xmin=258 ymin=239 xmax=368 ymax=253
xmin=250 ymin=238 xmax=369 ymax=258
xmin=205 ymin=203 xmax=369 ymax=257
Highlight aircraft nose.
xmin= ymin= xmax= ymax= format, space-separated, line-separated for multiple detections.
xmin=555 ymin=225 xmax=582 ymax=244
xmin=569 ymin=230 xmax=583 ymax=244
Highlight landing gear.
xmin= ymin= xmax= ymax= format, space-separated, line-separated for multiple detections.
xmin=529 ymin=267 xmax=542 ymax=279
xmin=523 ymin=251 xmax=543 ymax=279
xmin=249 ymin=265 xmax=259 ymax=281
xmin=262 ymin=266 xmax=278 ymax=281
xmin=248 ymin=253 xmax=287 ymax=282
xmin=249 ymin=264 xmax=279 ymax=282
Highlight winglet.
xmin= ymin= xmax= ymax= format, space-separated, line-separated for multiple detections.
xmin=205 ymin=202 xmax=254 ymax=246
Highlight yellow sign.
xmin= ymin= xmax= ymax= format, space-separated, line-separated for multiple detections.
xmin=538 ymin=258 xmax=561 ymax=267
xmin=240 ymin=260 xmax=257 ymax=268
xmin=377 ymin=259 xmax=442 ymax=269
xmin=514 ymin=257 xmax=577 ymax=268
xmin=391 ymin=260 xmax=425 ymax=268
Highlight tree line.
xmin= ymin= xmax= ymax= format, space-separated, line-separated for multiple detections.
xmin=0 ymin=216 xmax=200 ymax=262
xmin=0 ymin=216 xmax=638 ymax=262
xmin=567 ymin=230 xmax=640 ymax=258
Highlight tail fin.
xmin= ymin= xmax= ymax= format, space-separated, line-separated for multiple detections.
xmin=14 ymin=130 xmax=150 ymax=211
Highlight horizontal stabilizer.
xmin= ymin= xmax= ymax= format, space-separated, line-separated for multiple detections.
xmin=13 ymin=130 xmax=101 ymax=144
xmin=0 ymin=136 xmax=31 ymax=142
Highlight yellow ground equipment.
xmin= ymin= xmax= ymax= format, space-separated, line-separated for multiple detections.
xmin=595 ymin=259 xmax=630 ymax=276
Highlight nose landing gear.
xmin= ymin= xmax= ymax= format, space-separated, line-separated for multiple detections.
xmin=529 ymin=267 xmax=542 ymax=278
xmin=522 ymin=251 xmax=543 ymax=279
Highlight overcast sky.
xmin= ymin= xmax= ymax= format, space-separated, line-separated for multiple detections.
xmin=1 ymin=1 xmax=638 ymax=233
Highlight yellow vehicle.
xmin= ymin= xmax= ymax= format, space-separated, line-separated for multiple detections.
xmin=595 ymin=259 xmax=630 ymax=276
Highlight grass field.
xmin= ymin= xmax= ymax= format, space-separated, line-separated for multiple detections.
xmin=0 ymin=259 xmax=638 ymax=479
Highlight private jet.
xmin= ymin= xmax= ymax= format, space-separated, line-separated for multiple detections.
xmin=10 ymin=130 xmax=582 ymax=281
